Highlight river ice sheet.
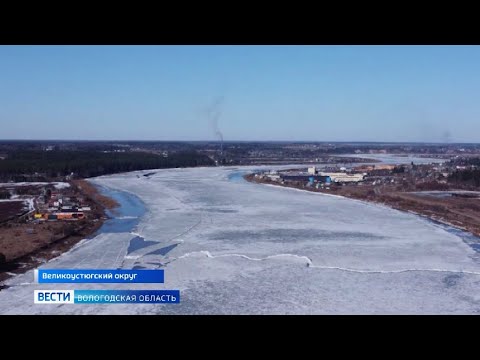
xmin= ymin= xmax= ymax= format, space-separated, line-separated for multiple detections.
xmin=1 ymin=164 xmax=479 ymax=314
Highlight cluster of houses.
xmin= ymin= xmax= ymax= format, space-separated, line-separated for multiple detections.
xmin=33 ymin=190 xmax=91 ymax=222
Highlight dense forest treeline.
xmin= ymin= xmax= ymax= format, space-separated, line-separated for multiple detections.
xmin=448 ymin=169 xmax=480 ymax=188
xmin=0 ymin=150 xmax=214 ymax=181
xmin=447 ymin=157 xmax=480 ymax=188
xmin=452 ymin=157 xmax=480 ymax=166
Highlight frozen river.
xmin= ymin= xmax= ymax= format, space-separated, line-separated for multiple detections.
xmin=338 ymin=153 xmax=448 ymax=165
xmin=1 ymin=157 xmax=479 ymax=314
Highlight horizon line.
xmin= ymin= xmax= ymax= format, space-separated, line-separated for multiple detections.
xmin=0 ymin=139 xmax=479 ymax=145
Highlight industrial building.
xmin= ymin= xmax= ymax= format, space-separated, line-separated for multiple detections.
xmin=280 ymin=174 xmax=331 ymax=183
xmin=319 ymin=172 xmax=365 ymax=183
xmin=354 ymin=164 xmax=396 ymax=172
xmin=257 ymin=167 xmax=364 ymax=187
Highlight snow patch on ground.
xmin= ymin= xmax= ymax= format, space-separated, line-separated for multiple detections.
xmin=25 ymin=198 xmax=35 ymax=211
xmin=0 ymin=182 xmax=70 ymax=189
xmin=53 ymin=182 xmax=70 ymax=189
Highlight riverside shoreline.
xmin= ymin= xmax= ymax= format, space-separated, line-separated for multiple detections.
xmin=244 ymin=173 xmax=480 ymax=238
xmin=0 ymin=179 xmax=118 ymax=287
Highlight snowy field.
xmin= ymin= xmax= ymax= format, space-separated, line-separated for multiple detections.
xmin=0 ymin=160 xmax=479 ymax=314
xmin=0 ymin=182 xmax=70 ymax=189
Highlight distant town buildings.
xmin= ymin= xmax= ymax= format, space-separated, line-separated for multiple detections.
xmin=254 ymin=159 xmax=464 ymax=191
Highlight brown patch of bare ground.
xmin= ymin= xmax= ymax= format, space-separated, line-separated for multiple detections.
xmin=0 ymin=180 xmax=119 ymax=286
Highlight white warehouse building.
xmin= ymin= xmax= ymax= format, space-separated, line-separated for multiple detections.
xmin=319 ymin=172 xmax=364 ymax=183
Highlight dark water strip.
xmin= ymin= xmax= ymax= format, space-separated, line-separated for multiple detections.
xmin=90 ymin=183 xmax=175 ymax=260
xmin=90 ymin=184 xmax=147 ymax=235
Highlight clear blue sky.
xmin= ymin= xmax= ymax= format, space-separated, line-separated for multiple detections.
xmin=1 ymin=45 xmax=479 ymax=142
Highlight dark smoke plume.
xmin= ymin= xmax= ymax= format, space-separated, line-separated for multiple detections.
xmin=442 ymin=130 xmax=452 ymax=144
xmin=206 ymin=97 xmax=224 ymax=152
